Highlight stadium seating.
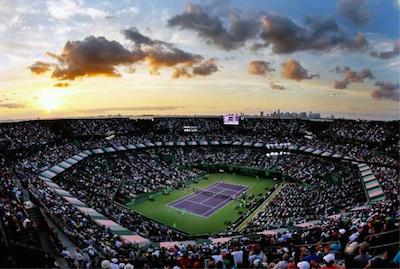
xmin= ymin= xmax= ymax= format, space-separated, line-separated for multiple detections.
xmin=0 ymin=117 xmax=398 ymax=268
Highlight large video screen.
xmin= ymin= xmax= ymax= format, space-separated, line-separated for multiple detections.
xmin=223 ymin=114 xmax=240 ymax=125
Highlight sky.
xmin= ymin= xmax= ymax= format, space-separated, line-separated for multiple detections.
xmin=0 ymin=0 xmax=399 ymax=120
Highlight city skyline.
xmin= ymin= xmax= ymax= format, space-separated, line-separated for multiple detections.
xmin=0 ymin=0 xmax=399 ymax=121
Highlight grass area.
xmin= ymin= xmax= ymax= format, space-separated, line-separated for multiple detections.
xmin=128 ymin=173 xmax=276 ymax=235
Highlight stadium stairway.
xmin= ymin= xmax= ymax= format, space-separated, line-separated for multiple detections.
xmin=357 ymin=163 xmax=385 ymax=203
xmin=12 ymin=175 xmax=69 ymax=268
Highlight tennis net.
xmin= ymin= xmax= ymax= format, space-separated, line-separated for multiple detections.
xmin=193 ymin=188 xmax=234 ymax=200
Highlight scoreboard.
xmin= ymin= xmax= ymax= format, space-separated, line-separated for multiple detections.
xmin=223 ymin=114 xmax=240 ymax=125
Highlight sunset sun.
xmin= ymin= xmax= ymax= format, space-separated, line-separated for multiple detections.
xmin=37 ymin=90 xmax=64 ymax=112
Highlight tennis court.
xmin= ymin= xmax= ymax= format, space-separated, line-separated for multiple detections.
xmin=130 ymin=173 xmax=276 ymax=234
xmin=168 ymin=181 xmax=248 ymax=217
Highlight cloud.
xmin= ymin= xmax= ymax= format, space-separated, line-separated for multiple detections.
xmin=248 ymin=60 xmax=274 ymax=75
xmin=343 ymin=67 xmax=374 ymax=82
xmin=259 ymin=15 xmax=368 ymax=54
xmin=172 ymin=59 xmax=218 ymax=79
xmin=332 ymin=66 xmax=374 ymax=89
xmin=342 ymin=32 xmax=369 ymax=51
xmin=123 ymin=27 xmax=217 ymax=77
xmin=32 ymin=28 xmax=219 ymax=82
xmin=334 ymin=80 xmax=349 ymax=89
xmin=269 ymin=81 xmax=285 ymax=90
xmin=0 ymin=100 xmax=26 ymax=109
xmin=333 ymin=66 xmax=374 ymax=88
xmin=47 ymin=36 xmax=145 ymax=80
xmin=47 ymin=0 xmax=108 ymax=20
xmin=250 ymin=42 xmax=269 ymax=52
xmin=54 ymin=82 xmax=70 ymax=88
xmin=125 ymin=66 xmax=136 ymax=74
xmin=192 ymin=58 xmax=218 ymax=76
xmin=144 ymin=46 xmax=201 ymax=75
xmin=122 ymin=27 xmax=157 ymax=46
xmin=172 ymin=66 xmax=192 ymax=79
xmin=370 ymin=40 xmax=400 ymax=59
xmin=29 ymin=61 xmax=52 ymax=74
xmin=372 ymin=81 xmax=400 ymax=102
xmin=337 ymin=0 xmax=370 ymax=26
xmin=281 ymin=59 xmax=318 ymax=81
xmin=123 ymin=27 xmax=202 ymax=73
xmin=167 ymin=2 xmax=260 ymax=50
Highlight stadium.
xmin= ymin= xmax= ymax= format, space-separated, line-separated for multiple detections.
xmin=1 ymin=0 xmax=400 ymax=268
xmin=0 ymin=117 xmax=399 ymax=268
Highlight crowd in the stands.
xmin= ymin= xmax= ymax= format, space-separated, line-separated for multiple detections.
xmin=0 ymin=170 xmax=32 ymax=235
xmin=63 ymin=118 xmax=137 ymax=136
xmin=89 ymin=199 xmax=400 ymax=269
xmin=0 ymin=117 xmax=398 ymax=268
xmin=320 ymin=120 xmax=395 ymax=143
xmin=0 ymin=121 xmax=56 ymax=150
xmin=371 ymin=166 xmax=400 ymax=203
xmin=52 ymin=150 xmax=196 ymax=240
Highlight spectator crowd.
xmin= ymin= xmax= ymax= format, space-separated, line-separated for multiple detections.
xmin=0 ymin=117 xmax=398 ymax=268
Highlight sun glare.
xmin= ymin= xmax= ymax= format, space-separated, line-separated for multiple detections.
xmin=37 ymin=90 xmax=64 ymax=112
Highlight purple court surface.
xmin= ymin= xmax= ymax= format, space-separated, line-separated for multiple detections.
xmin=168 ymin=181 xmax=248 ymax=217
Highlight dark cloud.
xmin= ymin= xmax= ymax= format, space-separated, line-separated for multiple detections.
xmin=260 ymin=15 xmax=368 ymax=54
xmin=144 ymin=46 xmax=202 ymax=75
xmin=250 ymin=42 xmax=269 ymax=52
xmin=122 ymin=27 xmax=157 ymax=46
xmin=29 ymin=61 xmax=52 ymax=74
xmin=334 ymin=80 xmax=349 ymax=89
xmin=344 ymin=67 xmax=374 ymax=82
xmin=32 ymin=29 xmax=219 ymax=82
xmin=53 ymin=82 xmax=70 ymax=88
xmin=342 ymin=32 xmax=368 ymax=51
xmin=337 ymin=0 xmax=370 ymax=26
xmin=48 ymin=36 xmax=145 ymax=80
xmin=281 ymin=59 xmax=318 ymax=81
xmin=269 ymin=81 xmax=285 ymax=90
xmin=167 ymin=2 xmax=260 ymax=50
xmin=123 ymin=27 xmax=212 ymax=77
xmin=370 ymin=41 xmax=400 ymax=59
xmin=333 ymin=66 xmax=374 ymax=85
xmin=372 ymin=81 xmax=400 ymax=102
xmin=248 ymin=60 xmax=274 ymax=75
xmin=333 ymin=66 xmax=374 ymax=89
xmin=172 ymin=59 xmax=218 ymax=79
xmin=192 ymin=58 xmax=218 ymax=76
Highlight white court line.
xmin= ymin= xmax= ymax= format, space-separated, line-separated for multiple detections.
xmin=200 ymin=185 xmax=248 ymax=217
xmin=199 ymin=186 xmax=229 ymax=204
xmin=168 ymin=181 xmax=248 ymax=218
xmin=214 ymin=181 xmax=247 ymax=191
xmin=168 ymin=201 xmax=213 ymax=218
xmin=186 ymin=185 xmax=226 ymax=203
xmin=167 ymin=181 xmax=222 ymax=207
